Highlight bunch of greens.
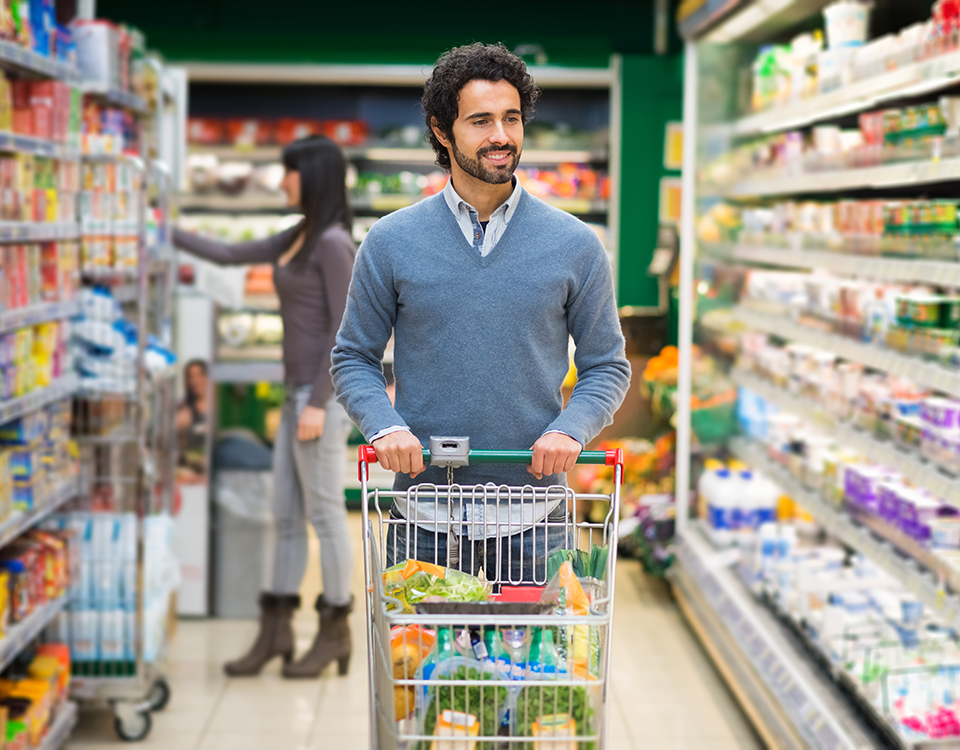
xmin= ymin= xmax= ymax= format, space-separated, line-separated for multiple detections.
xmin=417 ymin=666 xmax=507 ymax=749
xmin=513 ymin=684 xmax=595 ymax=748
xmin=547 ymin=545 xmax=609 ymax=582
xmin=404 ymin=567 xmax=490 ymax=606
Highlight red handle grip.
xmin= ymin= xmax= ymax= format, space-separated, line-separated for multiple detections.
xmin=358 ymin=445 xmax=378 ymax=481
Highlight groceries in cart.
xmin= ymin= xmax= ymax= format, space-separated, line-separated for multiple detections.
xmin=383 ymin=559 xmax=492 ymax=613
xmin=387 ymin=560 xmax=606 ymax=747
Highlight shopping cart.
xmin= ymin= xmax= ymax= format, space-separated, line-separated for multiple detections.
xmin=359 ymin=438 xmax=623 ymax=748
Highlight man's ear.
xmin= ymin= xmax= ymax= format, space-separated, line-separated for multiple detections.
xmin=431 ymin=117 xmax=451 ymax=148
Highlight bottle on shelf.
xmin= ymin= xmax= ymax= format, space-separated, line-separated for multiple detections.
xmin=707 ymin=467 xmax=736 ymax=547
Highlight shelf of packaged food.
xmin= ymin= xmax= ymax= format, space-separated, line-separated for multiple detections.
xmin=38 ymin=700 xmax=78 ymax=750
xmin=733 ymin=306 xmax=960 ymax=400
xmin=669 ymin=525 xmax=875 ymax=750
xmin=0 ymin=222 xmax=79 ymax=243
xmin=731 ymin=367 xmax=960 ymax=509
xmin=725 ymin=156 xmax=960 ymax=199
xmin=188 ymin=144 xmax=608 ymax=164
xmin=0 ymin=373 xmax=78 ymax=426
xmin=0 ymin=38 xmax=80 ymax=83
xmin=0 ymin=299 xmax=81 ymax=336
xmin=0 ymin=131 xmax=79 ymax=160
xmin=729 ymin=436 xmax=960 ymax=631
xmin=733 ymin=50 xmax=960 ymax=138
xmin=211 ymin=360 xmax=284 ymax=384
xmin=0 ymin=478 xmax=78 ymax=553
xmin=180 ymin=192 xmax=609 ymax=216
xmin=0 ymin=594 xmax=70 ymax=676
xmin=80 ymin=82 xmax=148 ymax=116
xmin=701 ymin=243 xmax=960 ymax=288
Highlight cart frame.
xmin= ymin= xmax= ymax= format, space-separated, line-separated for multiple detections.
xmin=359 ymin=442 xmax=623 ymax=748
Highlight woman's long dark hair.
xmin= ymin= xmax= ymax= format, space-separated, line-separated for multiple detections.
xmin=281 ymin=135 xmax=353 ymax=258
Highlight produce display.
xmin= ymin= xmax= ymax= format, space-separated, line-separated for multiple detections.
xmin=383 ymin=558 xmax=607 ymax=747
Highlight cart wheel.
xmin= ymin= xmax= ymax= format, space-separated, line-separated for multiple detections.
xmin=114 ymin=710 xmax=152 ymax=742
xmin=147 ymin=677 xmax=171 ymax=712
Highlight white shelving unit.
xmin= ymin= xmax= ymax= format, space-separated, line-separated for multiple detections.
xmin=725 ymin=156 xmax=960 ymax=199
xmin=732 ymin=305 xmax=960 ymax=399
xmin=0 ymin=595 xmax=70 ymax=674
xmin=0 ymin=222 xmax=79 ymax=242
xmin=733 ymin=50 xmax=960 ymax=137
xmin=729 ymin=437 xmax=960 ymax=628
xmin=701 ymin=244 xmax=960 ymax=287
xmin=676 ymin=4 xmax=960 ymax=747
xmin=731 ymin=367 xmax=960 ymax=509
xmin=0 ymin=374 xmax=78 ymax=424
xmin=0 ymin=299 xmax=81 ymax=335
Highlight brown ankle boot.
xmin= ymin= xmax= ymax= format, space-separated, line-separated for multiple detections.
xmin=282 ymin=594 xmax=353 ymax=679
xmin=224 ymin=592 xmax=300 ymax=677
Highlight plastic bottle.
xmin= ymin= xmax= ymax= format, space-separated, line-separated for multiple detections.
xmin=756 ymin=523 xmax=779 ymax=585
xmin=697 ymin=459 xmax=724 ymax=524
xmin=749 ymin=472 xmax=780 ymax=531
xmin=419 ymin=626 xmax=454 ymax=687
xmin=708 ymin=469 xmax=735 ymax=547
xmin=526 ymin=628 xmax=559 ymax=680
xmin=483 ymin=629 xmax=511 ymax=680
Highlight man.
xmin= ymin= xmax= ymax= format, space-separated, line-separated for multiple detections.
xmin=331 ymin=43 xmax=630 ymax=580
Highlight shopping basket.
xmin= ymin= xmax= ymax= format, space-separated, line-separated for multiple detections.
xmin=359 ymin=438 xmax=623 ymax=749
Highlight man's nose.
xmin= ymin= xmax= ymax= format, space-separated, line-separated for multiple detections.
xmin=489 ymin=120 xmax=509 ymax=144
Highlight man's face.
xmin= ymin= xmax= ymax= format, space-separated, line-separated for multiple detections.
xmin=441 ymin=79 xmax=523 ymax=185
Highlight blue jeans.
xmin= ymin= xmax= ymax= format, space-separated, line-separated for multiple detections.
xmin=383 ymin=502 xmax=571 ymax=587
xmin=271 ymin=386 xmax=353 ymax=605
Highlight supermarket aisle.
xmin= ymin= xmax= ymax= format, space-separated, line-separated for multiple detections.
xmin=65 ymin=511 xmax=760 ymax=750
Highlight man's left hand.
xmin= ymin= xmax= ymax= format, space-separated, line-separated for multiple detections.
xmin=528 ymin=433 xmax=581 ymax=480
xmin=297 ymin=405 xmax=326 ymax=441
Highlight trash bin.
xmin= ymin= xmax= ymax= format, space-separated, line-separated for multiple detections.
xmin=211 ymin=429 xmax=274 ymax=619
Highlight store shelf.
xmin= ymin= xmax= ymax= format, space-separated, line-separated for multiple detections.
xmin=189 ymin=144 xmax=608 ymax=164
xmin=702 ymin=244 xmax=960 ymax=287
xmin=0 ymin=131 xmax=78 ymax=160
xmin=212 ymin=360 xmax=284 ymax=384
xmin=0 ymin=594 xmax=70 ymax=675
xmin=80 ymin=82 xmax=148 ymax=115
xmin=734 ymin=50 xmax=960 ymax=138
xmin=0 ymin=374 xmax=78 ymax=426
xmin=731 ymin=367 xmax=960 ymax=510
xmin=181 ymin=191 xmax=609 ymax=216
xmin=0 ymin=299 xmax=81 ymax=335
xmin=38 ymin=701 xmax=78 ymax=750
xmin=0 ymin=38 xmax=80 ymax=83
xmin=0 ymin=222 xmax=80 ymax=243
xmin=0 ymin=479 xmax=78 ymax=553
xmin=726 ymin=157 xmax=960 ymax=199
xmin=733 ymin=306 xmax=960 ymax=399
xmin=670 ymin=526 xmax=874 ymax=749
xmin=730 ymin=436 xmax=960 ymax=631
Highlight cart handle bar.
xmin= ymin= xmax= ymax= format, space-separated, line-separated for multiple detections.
xmin=358 ymin=445 xmax=623 ymax=481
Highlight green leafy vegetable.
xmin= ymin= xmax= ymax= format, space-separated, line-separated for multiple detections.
xmin=513 ymin=684 xmax=596 ymax=749
xmin=547 ymin=545 xmax=609 ymax=582
xmin=417 ymin=666 xmax=507 ymax=750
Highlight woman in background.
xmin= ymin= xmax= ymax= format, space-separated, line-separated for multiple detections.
xmin=173 ymin=135 xmax=356 ymax=679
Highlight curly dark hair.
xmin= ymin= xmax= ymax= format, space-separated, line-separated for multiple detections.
xmin=422 ymin=42 xmax=540 ymax=170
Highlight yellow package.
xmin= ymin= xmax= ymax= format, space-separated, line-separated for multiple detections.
xmin=0 ymin=571 xmax=9 ymax=638
xmin=431 ymin=710 xmax=479 ymax=749
xmin=532 ymin=713 xmax=576 ymax=749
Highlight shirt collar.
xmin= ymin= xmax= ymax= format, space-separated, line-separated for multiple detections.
xmin=442 ymin=176 xmax=523 ymax=223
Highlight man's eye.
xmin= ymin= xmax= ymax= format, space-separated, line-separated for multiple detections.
xmin=473 ymin=120 xmax=487 ymax=126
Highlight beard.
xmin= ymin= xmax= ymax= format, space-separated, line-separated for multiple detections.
xmin=450 ymin=137 xmax=519 ymax=184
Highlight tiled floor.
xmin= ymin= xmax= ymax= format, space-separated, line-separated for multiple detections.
xmin=65 ymin=512 xmax=761 ymax=749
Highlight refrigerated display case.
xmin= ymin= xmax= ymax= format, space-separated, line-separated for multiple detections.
xmin=673 ymin=1 xmax=960 ymax=747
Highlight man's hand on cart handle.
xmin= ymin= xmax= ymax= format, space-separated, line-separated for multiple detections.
xmin=372 ymin=430 xmax=426 ymax=478
xmin=528 ymin=432 xmax=582 ymax=479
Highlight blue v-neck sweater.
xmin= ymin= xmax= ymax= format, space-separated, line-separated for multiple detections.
xmin=331 ymin=188 xmax=631 ymax=490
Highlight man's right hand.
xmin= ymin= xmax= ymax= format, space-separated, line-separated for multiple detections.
xmin=372 ymin=430 xmax=425 ymax=478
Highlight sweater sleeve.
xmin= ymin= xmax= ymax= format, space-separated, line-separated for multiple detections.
xmin=306 ymin=230 xmax=355 ymax=409
xmin=330 ymin=230 xmax=408 ymax=440
xmin=172 ymin=224 xmax=300 ymax=265
xmin=544 ymin=237 xmax=631 ymax=445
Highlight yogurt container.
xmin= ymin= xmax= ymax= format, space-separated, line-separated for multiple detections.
xmin=823 ymin=1 xmax=872 ymax=50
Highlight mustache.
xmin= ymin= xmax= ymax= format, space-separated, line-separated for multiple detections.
xmin=478 ymin=144 xmax=518 ymax=156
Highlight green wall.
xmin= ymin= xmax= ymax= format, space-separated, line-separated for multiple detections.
xmin=617 ymin=54 xmax=684 ymax=307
